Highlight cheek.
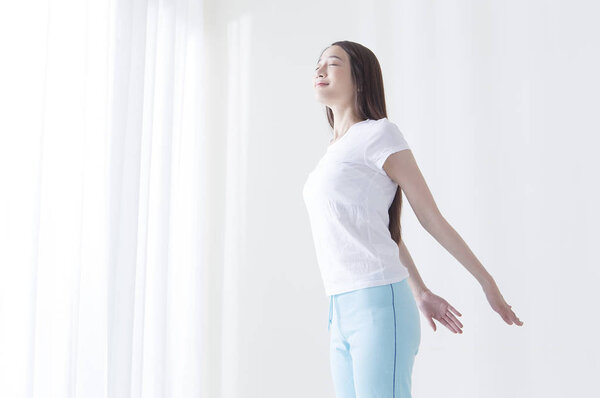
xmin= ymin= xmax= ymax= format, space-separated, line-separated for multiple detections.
xmin=338 ymin=75 xmax=355 ymax=91
xmin=331 ymin=70 xmax=350 ymax=84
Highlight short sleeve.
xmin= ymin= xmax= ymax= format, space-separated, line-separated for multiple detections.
xmin=363 ymin=120 xmax=411 ymax=172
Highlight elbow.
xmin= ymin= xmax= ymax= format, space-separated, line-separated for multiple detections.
xmin=420 ymin=210 xmax=443 ymax=231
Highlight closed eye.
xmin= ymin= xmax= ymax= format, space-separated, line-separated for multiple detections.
xmin=314 ymin=64 xmax=338 ymax=70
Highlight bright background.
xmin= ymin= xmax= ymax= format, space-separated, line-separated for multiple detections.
xmin=0 ymin=1 xmax=598 ymax=397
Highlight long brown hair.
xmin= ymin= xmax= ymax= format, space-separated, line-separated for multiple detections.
xmin=318 ymin=40 xmax=405 ymax=245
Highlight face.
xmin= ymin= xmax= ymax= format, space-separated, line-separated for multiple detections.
xmin=313 ymin=45 xmax=357 ymax=107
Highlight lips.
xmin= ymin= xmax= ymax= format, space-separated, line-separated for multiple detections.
xmin=316 ymin=82 xmax=329 ymax=87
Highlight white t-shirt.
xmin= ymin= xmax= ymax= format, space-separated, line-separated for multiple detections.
xmin=302 ymin=117 xmax=411 ymax=296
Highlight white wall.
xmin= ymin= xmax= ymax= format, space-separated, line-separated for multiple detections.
xmin=205 ymin=1 xmax=600 ymax=397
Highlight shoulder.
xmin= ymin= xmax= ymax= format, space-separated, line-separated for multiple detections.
xmin=366 ymin=117 xmax=400 ymax=135
xmin=362 ymin=117 xmax=411 ymax=171
xmin=363 ymin=117 xmax=405 ymax=142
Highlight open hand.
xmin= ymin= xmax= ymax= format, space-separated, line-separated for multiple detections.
xmin=415 ymin=290 xmax=464 ymax=334
xmin=482 ymin=279 xmax=524 ymax=326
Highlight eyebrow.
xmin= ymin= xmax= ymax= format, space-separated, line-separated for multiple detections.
xmin=316 ymin=55 xmax=344 ymax=64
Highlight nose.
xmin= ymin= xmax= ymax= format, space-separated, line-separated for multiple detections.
xmin=315 ymin=65 xmax=325 ymax=78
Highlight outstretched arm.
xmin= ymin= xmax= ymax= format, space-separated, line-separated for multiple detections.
xmin=384 ymin=149 xmax=523 ymax=326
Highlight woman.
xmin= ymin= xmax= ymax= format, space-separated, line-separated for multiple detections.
xmin=302 ymin=41 xmax=523 ymax=398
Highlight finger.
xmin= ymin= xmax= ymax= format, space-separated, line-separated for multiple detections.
xmin=443 ymin=314 xmax=461 ymax=333
xmin=444 ymin=317 xmax=462 ymax=334
xmin=448 ymin=304 xmax=462 ymax=317
xmin=446 ymin=311 xmax=463 ymax=329
xmin=504 ymin=306 xmax=519 ymax=325
xmin=427 ymin=316 xmax=437 ymax=331
xmin=446 ymin=318 xmax=462 ymax=334
xmin=501 ymin=310 xmax=513 ymax=325
xmin=509 ymin=309 xmax=524 ymax=326
xmin=440 ymin=315 xmax=459 ymax=333
xmin=438 ymin=317 xmax=454 ymax=333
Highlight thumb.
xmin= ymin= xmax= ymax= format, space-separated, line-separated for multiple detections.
xmin=428 ymin=317 xmax=436 ymax=331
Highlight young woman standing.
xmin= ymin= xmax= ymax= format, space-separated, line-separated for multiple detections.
xmin=302 ymin=41 xmax=523 ymax=398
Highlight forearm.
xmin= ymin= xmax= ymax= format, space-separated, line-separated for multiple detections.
xmin=398 ymin=239 xmax=430 ymax=300
xmin=423 ymin=214 xmax=494 ymax=287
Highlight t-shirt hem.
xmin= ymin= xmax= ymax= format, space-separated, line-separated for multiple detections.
xmin=374 ymin=145 xmax=411 ymax=169
xmin=325 ymin=274 xmax=409 ymax=296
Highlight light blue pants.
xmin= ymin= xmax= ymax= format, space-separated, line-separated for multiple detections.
xmin=328 ymin=278 xmax=421 ymax=398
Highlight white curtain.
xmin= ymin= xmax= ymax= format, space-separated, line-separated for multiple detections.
xmin=0 ymin=0 xmax=209 ymax=396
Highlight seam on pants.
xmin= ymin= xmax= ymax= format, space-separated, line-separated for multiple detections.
xmin=328 ymin=295 xmax=333 ymax=331
xmin=390 ymin=284 xmax=397 ymax=397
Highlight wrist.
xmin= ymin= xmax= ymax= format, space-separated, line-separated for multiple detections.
xmin=480 ymin=275 xmax=496 ymax=290
xmin=414 ymin=286 xmax=431 ymax=301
